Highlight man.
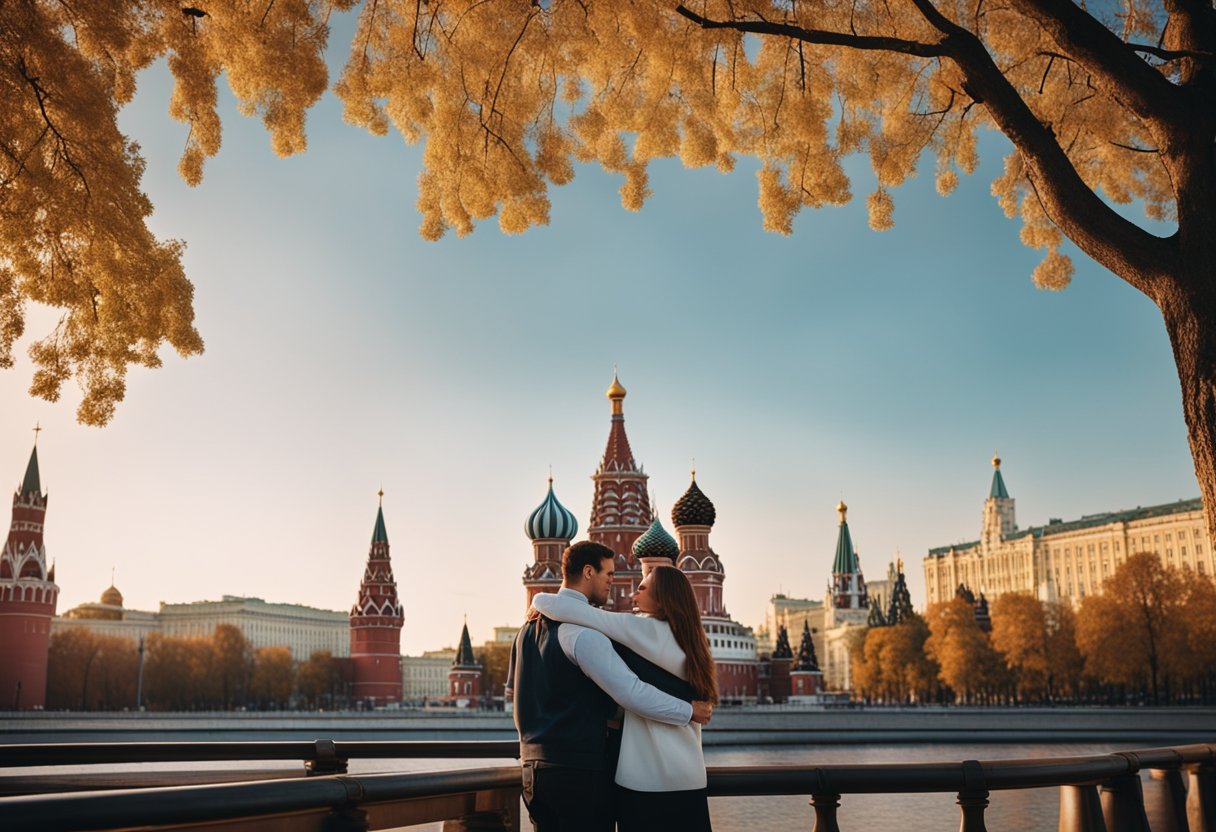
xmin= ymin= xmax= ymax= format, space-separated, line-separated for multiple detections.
xmin=507 ymin=540 xmax=713 ymax=832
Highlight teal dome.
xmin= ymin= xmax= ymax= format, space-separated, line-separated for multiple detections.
xmin=526 ymin=480 xmax=579 ymax=541
xmin=632 ymin=517 xmax=679 ymax=561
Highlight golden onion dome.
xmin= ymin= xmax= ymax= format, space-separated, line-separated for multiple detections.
xmin=605 ymin=370 xmax=627 ymax=400
xmin=836 ymin=500 xmax=848 ymax=517
xmin=100 ymin=584 xmax=124 ymax=607
xmin=992 ymin=452 xmax=1001 ymax=468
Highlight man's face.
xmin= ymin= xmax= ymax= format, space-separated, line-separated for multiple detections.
xmin=584 ymin=556 xmax=615 ymax=607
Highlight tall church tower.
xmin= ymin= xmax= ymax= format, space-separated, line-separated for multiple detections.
xmin=826 ymin=501 xmax=869 ymax=620
xmin=588 ymin=372 xmax=651 ymax=609
xmin=523 ymin=476 xmax=578 ymax=612
xmin=349 ymin=492 xmax=403 ymax=705
xmin=672 ymin=470 xmax=758 ymax=699
xmin=672 ymin=470 xmax=727 ymax=619
xmin=982 ymin=453 xmax=1017 ymax=548
xmin=0 ymin=440 xmax=59 ymax=709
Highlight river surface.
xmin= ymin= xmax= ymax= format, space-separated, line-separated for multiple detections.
xmin=8 ymin=740 xmax=1177 ymax=831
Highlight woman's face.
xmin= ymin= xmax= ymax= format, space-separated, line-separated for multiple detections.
xmin=633 ymin=574 xmax=662 ymax=616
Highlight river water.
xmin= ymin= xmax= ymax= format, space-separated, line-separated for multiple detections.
xmin=4 ymin=741 xmax=1178 ymax=831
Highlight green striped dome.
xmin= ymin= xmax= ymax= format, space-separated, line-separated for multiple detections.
xmin=525 ymin=480 xmax=579 ymax=541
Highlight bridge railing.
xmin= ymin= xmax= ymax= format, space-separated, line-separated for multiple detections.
xmin=2 ymin=740 xmax=1215 ymax=832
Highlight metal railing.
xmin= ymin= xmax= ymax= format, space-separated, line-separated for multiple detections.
xmin=2 ymin=740 xmax=1214 ymax=831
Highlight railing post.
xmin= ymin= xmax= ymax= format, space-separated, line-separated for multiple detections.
xmin=306 ymin=739 xmax=349 ymax=776
xmin=1100 ymin=773 xmax=1149 ymax=832
xmin=322 ymin=806 xmax=369 ymax=832
xmin=1148 ymin=769 xmax=1189 ymax=832
xmin=1189 ymin=763 xmax=1216 ymax=832
xmin=957 ymin=759 xmax=989 ymax=832
xmin=809 ymin=792 xmax=842 ymax=832
xmin=1060 ymin=785 xmax=1107 ymax=832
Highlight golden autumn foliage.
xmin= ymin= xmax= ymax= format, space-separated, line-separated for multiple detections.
xmin=925 ymin=598 xmax=1006 ymax=702
xmin=851 ymin=614 xmax=938 ymax=703
xmin=990 ymin=593 xmax=1083 ymax=701
xmin=46 ymin=628 xmax=138 ymax=710
xmin=1075 ymin=552 xmax=1187 ymax=704
xmin=5 ymin=0 xmax=1216 ymax=512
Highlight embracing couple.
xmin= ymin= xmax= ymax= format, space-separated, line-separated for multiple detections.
xmin=506 ymin=540 xmax=718 ymax=832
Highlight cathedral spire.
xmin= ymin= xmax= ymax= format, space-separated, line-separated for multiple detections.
xmin=831 ymin=501 xmax=859 ymax=575
xmin=600 ymin=369 xmax=638 ymax=473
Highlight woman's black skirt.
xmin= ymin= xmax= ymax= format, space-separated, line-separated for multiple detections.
xmin=615 ymin=783 xmax=712 ymax=832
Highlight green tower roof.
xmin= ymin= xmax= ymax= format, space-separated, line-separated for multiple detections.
xmin=990 ymin=468 xmax=1009 ymax=499
xmin=371 ymin=505 xmax=389 ymax=544
xmin=831 ymin=504 xmax=859 ymax=575
xmin=21 ymin=446 xmax=40 ymax=496
xmin=454 ymin=622 xmax=478 ymax=667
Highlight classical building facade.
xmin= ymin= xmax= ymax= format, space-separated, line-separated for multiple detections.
xmin=0 ymin=442 xmax=59 ymax=709
xmin=402 ymin=649 xmax=457 ymax=701
xmin=923 ymin=455 xmax=1211 ymax=606
xmin=349 ymin=495 xmax=404 ymax=705
xmin=56 ymin=590 xmax=348 ymax=657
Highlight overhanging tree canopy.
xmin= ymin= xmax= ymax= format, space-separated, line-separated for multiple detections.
xmin=5 ymin=0 xmax=1215 ymax=540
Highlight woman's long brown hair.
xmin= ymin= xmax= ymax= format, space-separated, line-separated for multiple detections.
xmin=650 ymin=565 xmax=719 ymax=705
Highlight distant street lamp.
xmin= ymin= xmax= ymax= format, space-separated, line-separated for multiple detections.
xmin=136 ymin=636 xmax=146 ymax=711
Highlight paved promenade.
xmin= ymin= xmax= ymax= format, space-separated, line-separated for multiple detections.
xmin=2 ymin=707 xmax=1214 ymax=746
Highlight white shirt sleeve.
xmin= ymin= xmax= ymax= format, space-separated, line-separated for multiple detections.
xmin=557 ymin=624 xmax=692 ymax=726
xmin=532 ymin=593 xmax=686 ymax=678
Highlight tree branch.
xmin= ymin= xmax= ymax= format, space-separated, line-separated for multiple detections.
xmin=1008 ymin=0 xmax=1182 ymax=125
xmin=674 ymin=5 xmax=947 ymax=58
xmin=673 ymin=2 xmax=1176 ymax=293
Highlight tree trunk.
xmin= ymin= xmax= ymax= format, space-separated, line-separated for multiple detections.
xmin=1157 ymin=266 xmax=1216 ymax=551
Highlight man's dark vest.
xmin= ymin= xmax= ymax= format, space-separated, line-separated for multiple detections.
xmin=512 ymin=616 xmax=697 ymax=770
xmin=513 ymin=616 xmax=616 ymax=769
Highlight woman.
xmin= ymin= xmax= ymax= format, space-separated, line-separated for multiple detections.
xmin=531 ymin=564 xmax=719 ymax=832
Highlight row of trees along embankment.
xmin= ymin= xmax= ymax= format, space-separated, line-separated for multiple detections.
xmin=45 ymin=627 xmax=349 ymax=711
xmin=851 ymin=552 xmax=1216 ymax=706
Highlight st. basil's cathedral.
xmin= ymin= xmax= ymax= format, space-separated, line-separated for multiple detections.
xmin=522 ymin=373 xmax=819 ymax=701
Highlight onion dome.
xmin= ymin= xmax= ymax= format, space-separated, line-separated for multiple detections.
xmin=672 ymin=472 xmax=716 ymax=528
xmin=100 ymin=584 xmax=124 ymax=607
xmin=526 ymin=478 xmax=579 ymax=541
xmin=632 ymin=517 xmax=679 ymax=561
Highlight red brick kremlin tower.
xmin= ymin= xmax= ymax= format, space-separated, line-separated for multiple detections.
xmin=589 ymin=372 xmax=652 ymax=609
xmin=522 ymin=475 xmax=579 ymax=612
xmin=349 ymin=492 xmax=403 ymax=705
xmin=0 ymin=438 xmax=59 ymax=709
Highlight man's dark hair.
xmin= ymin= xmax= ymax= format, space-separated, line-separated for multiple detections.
xmin=562 ymin=541 xmax=615 ymax=582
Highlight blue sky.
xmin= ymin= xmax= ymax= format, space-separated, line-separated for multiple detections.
xmin=0 ymin=23 xmax=1197 ymax=654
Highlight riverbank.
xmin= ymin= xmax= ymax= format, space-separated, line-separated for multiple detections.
xmin=3 ymin=707 xmax=1213 ymax=746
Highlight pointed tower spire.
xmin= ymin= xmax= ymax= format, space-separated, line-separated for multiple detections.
xmin=828 ymin=500 xmax=868 ymax=612
xmin=1 ymin=435 xmax=58 ymax=709
xmin=588 ymin=370 xmax=651 ymax=608
xmin=454 ymin=620 xmax=477 ymax=667
xmin=372 ymin=488 xmax=388 ymax=544
xmin=350 ymin=493 xmax=403 ymax=705
xmin=982 ymin=453 xmax=1017 ymax=546
xmin=21 ymin=445 xmax=41 ymax=498
xmin=990 ymin=452 xmax=1009 ymax=498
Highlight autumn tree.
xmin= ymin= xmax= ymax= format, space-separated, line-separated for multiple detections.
xmin=143 ymin=632 xmax=215 ymax=710
xmin=249 ymin=646 xmax=295 ymax=710
xmin=11 ymin=0 xmax=1216 ymax=551
xmin=210 ymin=624 xmax=254 ymax=709
xmin=1075 ymin=552 xmax=1187 ymax=703
xmin=297 ymin=650 xmax=346 ymax=709
xmin=926 ymin=598 xmax=1006 ymax=703
xmin=478 ymin=642 xmax=513 ymax=701
xmin=1177 ymin=568 xmax=1216 ymax=701
xmin=46 ymin=630 xmax=139 ymax=711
